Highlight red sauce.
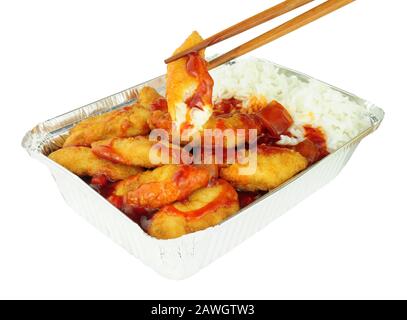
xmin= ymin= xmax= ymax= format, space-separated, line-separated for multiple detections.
xmin=90 ymin=175 xmax=109 ymax=189
xmin=98 ymin=181 xmax=119 ymax=199
xmin=162 ymin=180 xmax=237 ymax=219
xmin=214 ymin=98 xmax=243 ymax=115
xmin=185 ymin=52 xmax=214 ymax=111
xmin=91 ymin=178 xmax=154 ymax=224
xmin=211 ymin=113 xmax=261 ymax=134
xmin=108 ymin=194 xmax=124 ymax=209
xmin=256 ymin=133 xmax=280 ymax=146
xmin=122 ymin=204 xmax=155 ymax=224
xmin=180 ymin=122 xmax=194 ymax=133
xmin=90 ymin=176 xmax=119 ymax=203
xmin=256 ymin=101 xmax=293 ymax=138
xmin=94 ymin=180 xmax=125 ymax=210
xmin=238 ymin=191 xmax=264 ymax=208
xmin=294 ymin=139 xmax=319 ymax=164
xmin=151 ymin=98 xmax=168 ymax=112
xmin=240 ymin=113 xmax=263 ymax=133
xmin=172 ymin=165 xmax=209 ymax=194
xmin=150 ymin=110 xmax=173 ymax=132
xmin=121 ymin=106 xmax=133 ymax=112
xmin=120 ymin=119 xmax=133 ymax=137
xmin=92 ymin=141 xmax=128 ymax=165
xmin=173 ymin=165 xmax=192 ymax=185
xmin=214 ymin=118 xmax=227 ymax=131
xmin=303 ymin=126 xmax=329 ymax=161
xmin=257 ymin=145 xmax=289 ymax=155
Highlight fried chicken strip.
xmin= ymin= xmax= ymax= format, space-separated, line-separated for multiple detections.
xmin=220 ymin=146 xmax=308 ymax=192
xmin=48 ymin=147 xmax=142 ymax=181
xmin=137 ymin=86 xmax=163 ymax=108
xmin=203 ymin=112 xmax=263 ymax=148
xmin=63 ymin=86 xmax=162 ymax=147
xmin=167 ymin=31 xmax=214 ymax=133
xmin=109 ymin=165 xmax=212 ymax=209
xmin=91 ymin=136 xmax=182 ymax=168
xmin=148 ymin=110 xmax=262 ymax=148
xmin=147 ymin=179 xmax=239 ymax=239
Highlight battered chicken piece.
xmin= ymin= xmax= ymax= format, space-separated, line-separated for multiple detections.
xmin=91 ymin=136 xmax=182 ymax=168
xmin=111 ymin=174 xmax=141 ymax=198
xmin=63 ymin=104 xmax=151 ymax=147
xmin=203 ymin=112 xmax=263 ymax=148
xmin=220 ymin=146 xmax=308 ymax=192
xmin=148 ymin=110 xmax=173 ymax=132
xmin=63 ymin=86 xmax=161 ymax=147
xmin=167 ymin=31 xmax=214 ymax=133
xmin=137 ymin=86 xmax=163 ymax=108
xmin=48 ymin=147 xmax=142 ymax=181
xmin=121 ymin=165 xmax=212 ymax=209
xmin=148 ymin=179 xmax=239 ymax=239
xmin=148 ymin=110 xmax=262 ymax=148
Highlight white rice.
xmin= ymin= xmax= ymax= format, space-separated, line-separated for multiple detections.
xmin=210 ymin=58 xmax=372 ymax=152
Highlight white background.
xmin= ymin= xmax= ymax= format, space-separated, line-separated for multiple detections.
xmin=1 ymin=0 xmax=406 ymax=300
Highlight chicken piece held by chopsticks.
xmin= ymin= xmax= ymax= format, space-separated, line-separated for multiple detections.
xmin=166 ymin=31 xmax=214 ymax=135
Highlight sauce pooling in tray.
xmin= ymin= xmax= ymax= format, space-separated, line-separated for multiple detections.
xmin=238 ymin=191 xmax=265 ymax=208
xmin=213 ymin=98 xmax=243 ymax=115
xmin=303 ymin=125 xmax=329 ymax=160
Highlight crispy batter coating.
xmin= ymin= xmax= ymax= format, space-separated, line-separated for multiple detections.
xmin=148 ymin=110 xmax=173 ymax=132
xmin=63 ymin=86 xmax=162 ymax=147
xmin=112 ymin=174 xmax=141 ymax=197
xmin=204 ymin=113 xmax=260 ymax=131
xmin=147 ymin=179 xmax=239 ymax=239
xmin=48 ymin=147 xmax=142 ymax=181
xmin=122 ymin=165 xmax=212 ymax=209
xmin=91 ymin=136 xmax=182 ymax=168
xmin=167 ymin=31 xmax=213 ymax=132
xmin=220 ymin=146 xmax=308 ymax=192
xmin=203 ymin=112 xmax=262 ymax=148
xmin=148 ymin=110 xmax=262 ymax=149
xmin=63 ymin=104 xmax=151 ymax=147
xmin=138 ymin=86 xmax=163 ymax=108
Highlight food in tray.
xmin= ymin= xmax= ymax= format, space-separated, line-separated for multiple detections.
xmin=63 ymin=87 xmax=160 ymax=147
xmin=166 ymin=31 xmax=214 ymax=135
xmin=91 ymin=136 xmax=182 ymax=168
xmin=119 ymin=164 xmax=213 ymax=210
xmin=48 ymin=31 xmax=372 ymax=239
xmin=220 ymin=145 xmax=308 ymax=192
xmin=147 ymin=179 xmax=239 ymax=239
xmin=48 ymin=146 xmax=142 ymax=181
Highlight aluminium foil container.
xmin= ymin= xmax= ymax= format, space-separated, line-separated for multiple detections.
xmin=22 ymin=60 xmax=384 ymax=279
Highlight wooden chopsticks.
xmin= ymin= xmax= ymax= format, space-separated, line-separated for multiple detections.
xmin=208 ymin=0 xmax=354 ymax=70
xmin=164 ymin=0 xmax=355 ymax=70
xmin=164 ymin=0 xmax=314 ymax=64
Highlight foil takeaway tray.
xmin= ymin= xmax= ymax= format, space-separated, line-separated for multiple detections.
xmin=22 ymin=60 xmax=384 ymax=279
